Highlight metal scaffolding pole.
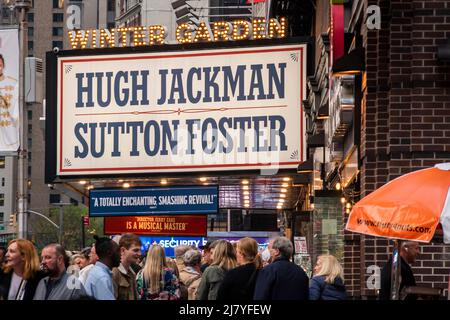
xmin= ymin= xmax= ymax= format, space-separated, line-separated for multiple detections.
xmin=16 ymin=0 xmax=31 ymax=239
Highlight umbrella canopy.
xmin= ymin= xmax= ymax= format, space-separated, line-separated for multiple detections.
xmin=346 ymin=163 xmax=450 ymax=243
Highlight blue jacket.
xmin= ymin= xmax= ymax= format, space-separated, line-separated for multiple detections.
xmin=253 ymin=257 xmax=309 ymax=300
xmin=309 ymin=275 xmax=347 ymax=300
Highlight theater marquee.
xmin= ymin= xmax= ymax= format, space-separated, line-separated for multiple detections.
xmin=46 ymin=40 xmax=306 ymax=180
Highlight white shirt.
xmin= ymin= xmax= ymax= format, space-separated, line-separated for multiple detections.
xmin=78 ymin=263 xmax=95 ymax=286
xmin=8 ymin=272 xmax=27 ymax=300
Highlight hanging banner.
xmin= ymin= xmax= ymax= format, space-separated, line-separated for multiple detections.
xmin=52 ymin=43 xmax=306 ymax=177
xmin=89 ymin=186 xmax=218 ymax=217
xmin=0 ymin=28 xmax=19 ymax=153
xmin=104 ymin=215 xmax=207 ymax=236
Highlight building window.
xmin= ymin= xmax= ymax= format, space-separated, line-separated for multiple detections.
xmin=53 ymin=13 xmax=64 ymax=22
xmin=28 ymin=27 xmax=34 ymax=37
xmin=0 ymin=194 xmax=4 ymax=206
xmin=28 ymin=41 xmax=33 ymax=51
xmin=27 ymin=138 xmax=32 ymax=149
xmin=28 ymin=124 xmax=32 ymax=134
xmin=28 ymin=152 xmax=32 ymax=161
xmin=0 ymin=156 xmax=5 ymax=168
xmin=108 ymin=0 xmax=115 ymax=11
xmin=27 ymin=110 xmax=32 ymax=120
xmin=0 ymin=212 xmax=3 ymax=225
xmin=52 ymin=27 xmax=63 ymax=36
xmin=1 ymin=178 xmax=4 ymax=187
xmin=52 ymin=41 xmax=63 ymax=49
xmin=28 ymin=13 xmax=34 ymax=22
xmin=53 ymin=0 xmax=62 ymax=9
xmin=27 ymin=194 xmax=31 ymax=205
xmin=28 ymin=166 xmax=31 ymax=176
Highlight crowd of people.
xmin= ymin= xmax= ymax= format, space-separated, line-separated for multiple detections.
xmin=0 ymin=234 xmax=351 ymax=300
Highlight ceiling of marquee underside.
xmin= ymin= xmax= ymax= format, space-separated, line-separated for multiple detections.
xmin=62 ymin=173 xmax=307 ymax=211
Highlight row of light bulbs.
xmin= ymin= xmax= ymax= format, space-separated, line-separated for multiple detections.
xmin=176 ymin=17 xmax=287 ymax=44
xmin=69 ymin=26 xmax=167 ymax=49
xmin=240 ymin=177 xmax=291 ymax=209
xmin=68 ymin=17 xmax=286 ymax=49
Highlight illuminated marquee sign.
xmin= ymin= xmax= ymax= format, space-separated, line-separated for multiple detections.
xmin=68 ymin=17 xmax=286 ymax=49
xmin=47 ymin=40 xmax=306 ymax=179
xmin=104 ymin=215 xmax=207 ymax=237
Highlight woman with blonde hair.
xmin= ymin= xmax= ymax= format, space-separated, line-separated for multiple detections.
xmin=309 ymin=255 xmax=347 ymax=300
xmin=196 ymin=240 xmax=237 ymax=300
xmin=136 ymin=245 xmax=181 ymax=300
xmin=0 ymin=239 xmax=44 ymax=300
xmin=217 ymin=237 xmax=262 ymax=300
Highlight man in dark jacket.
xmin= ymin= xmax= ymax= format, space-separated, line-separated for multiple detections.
xmin=379 ymin=241 xmax=420 ymax=300
xmin=253 ymin=236 xmax=309 ymax=300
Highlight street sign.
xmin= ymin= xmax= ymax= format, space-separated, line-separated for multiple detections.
xmin=83 ymin=216 xmax=90 ymax=226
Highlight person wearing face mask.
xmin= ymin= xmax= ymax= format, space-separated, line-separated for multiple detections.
xmin=33 ymin=243 xmax=86 ymax=300
xmin=0 ymin=239 xmax=44 ymax=300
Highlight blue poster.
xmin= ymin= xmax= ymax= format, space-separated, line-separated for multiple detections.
xmin=89 ymin=186 xmax=218 ymax=217
xmin=139 ymin=236 xmax=208 ymax=257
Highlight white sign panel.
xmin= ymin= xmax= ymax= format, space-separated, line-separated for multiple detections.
xmin=56 ymin=44 xmax=306 ymax=175
xmin=0 ymin=28 xmax=19 ymax=153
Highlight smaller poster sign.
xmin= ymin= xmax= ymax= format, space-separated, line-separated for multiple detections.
xmin=294 ymin=236 xmax=308 ymax=254
xmin=104 ymin=215 xmax=207 ymax=237
xmin=83 ymin=216 xmax=90 ymax=226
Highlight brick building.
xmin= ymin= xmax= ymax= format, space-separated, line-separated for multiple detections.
xmin=275 ymin=0 xmax=450 ymax=298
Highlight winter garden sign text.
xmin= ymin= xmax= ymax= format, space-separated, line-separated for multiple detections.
xmin=68 ymin=18 xmax=287 ymax=49
xmin=55 ymin=43 xmax=306 ymax=176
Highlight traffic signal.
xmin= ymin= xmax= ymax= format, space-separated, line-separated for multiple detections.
xmin=171 ymin=0 xmax=199 ymax=26
xmin=9 ymin=213 xmax=16 ymax=227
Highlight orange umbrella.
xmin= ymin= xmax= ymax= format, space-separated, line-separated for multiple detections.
xmin=346 ymin=163 xmax=450 ymax=243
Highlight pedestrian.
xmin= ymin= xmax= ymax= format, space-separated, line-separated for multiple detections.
xmin=112 ymin=233 xmax=141 ymax=300
xmin=379 ymin=241 xmax=420 ymax=300
xmin=253 ymin=236 xmax=309 ymax=300
xmin=196 ymin=240 xmax=237 ymax=300
xmin=84 ymin=236 xmax=121 ymax=300
xmin=0 ymin=239 xmax=45 ymax=300
xmin=217 ymin=237 xmax=261 ymax=301
xmin=174 ymin=245 xmax=191 ymax=273
xmin=179 ymin=249 xmax=202 ymax=300
xmin=78 ymin=242 xmax=99 ymax=286
xmin=0 ymin=247 xmax=6 ymax=269
xmin=136 ymin=244 xmax=181 ymax=300
xmin=33 ymin=243 xmax=86 ymax=300
xmin=71 ymin=253 xmax=88 ymax=271
xmin=199 ymin=240 xmax=216 ymax=273
xmin=309 ymin=255 xmax=347 ymax=300
xmin=261 ymin=238 xmax=276 ymax=267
